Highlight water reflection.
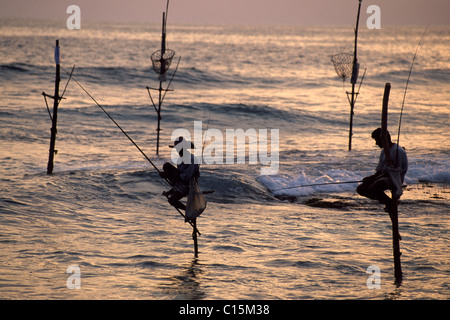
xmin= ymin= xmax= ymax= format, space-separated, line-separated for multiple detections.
xmin=386 ymin=282 xmax=403 ymax=300
xmin=162 ymin=258 xmax=206 ymax=300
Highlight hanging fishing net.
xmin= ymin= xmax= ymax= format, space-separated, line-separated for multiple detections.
xmin=151 ymin=49 xmax=175 ymax=75
xmin=331 ymin=53 xmax=353 ymax=81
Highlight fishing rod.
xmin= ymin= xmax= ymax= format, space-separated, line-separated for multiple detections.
xmin=62 ymin=66 xmax=163 ymax=176
xmin=61 ymin=66 xmax=201 ymax=235
xmin=165 ymin=0 xmax=170 ymax=25
xmin=201 ymin=110 xmax=212 ymax=158
xmin=396 ymin=25 xmax=429 ymax=149
xmin=271 ymin=180 xmax=362 ymax=192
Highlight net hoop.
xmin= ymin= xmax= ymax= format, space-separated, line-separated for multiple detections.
xmin=331 ymin=53 xmax=353 ymax=81
xmin=151 ymin=49 xmax=175 ymax=74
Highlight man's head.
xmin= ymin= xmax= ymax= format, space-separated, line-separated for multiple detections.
xmin=371 ymin=128 xmax=391 ymax=149
xmin=170 ymin=136 xmax=194 ymax=155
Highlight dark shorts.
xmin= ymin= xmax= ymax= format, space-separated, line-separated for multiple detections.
xmin=357 ymin=173 xmax=394 ymax=204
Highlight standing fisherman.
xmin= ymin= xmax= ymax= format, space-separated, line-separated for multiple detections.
xmin=160 ymin=136 xmax=200 ymax=213
xmin=357 ymin=128 xmax=408 ymax=213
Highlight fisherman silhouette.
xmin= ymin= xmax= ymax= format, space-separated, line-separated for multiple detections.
xmin=357 ymin=128 xmax=408 ymax=213
xmin=160 ymin=136 xmax=200 ymax=211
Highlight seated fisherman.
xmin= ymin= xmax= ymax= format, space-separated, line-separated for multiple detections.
xmin=357 ymin=128 xmax=408 ymax=213
xmin=160 ymin=136 xmax=200 ymax=211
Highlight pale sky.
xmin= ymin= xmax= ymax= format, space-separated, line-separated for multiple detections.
xmin=0 ymin=0 xmax=448 ymax=26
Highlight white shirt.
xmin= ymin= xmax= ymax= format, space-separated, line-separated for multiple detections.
xmin=376 ymin=143 xmax=408 ymax=182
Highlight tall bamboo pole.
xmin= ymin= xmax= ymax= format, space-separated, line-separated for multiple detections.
xmin=348 ymin=0 xmax=362 ymax=151
xmin=381 ymin=82 xmax=403 ymax=284
xmin=47 ymin=40 xmax=61 ymax=174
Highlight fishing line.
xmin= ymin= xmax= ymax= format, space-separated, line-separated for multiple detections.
xmin=397 ymin=25 xmax=429 ymax=148
xmin=62 ymin=67 xmax=201 ymax=234
xmin=61 ymin=66 xmax=164 ymax=178
xmin=271 ymin=180 xmax=362 ymax=192
xmin=165 ymin=0 xmax=170 ymax=25
xmin=59 ymin=65 xmax=75 ymax=103
xmin=201 ymin=110 xmax=212 ymax=158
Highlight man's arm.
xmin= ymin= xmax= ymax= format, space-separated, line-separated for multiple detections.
xmin=363 ymin=170 xmax=385 ymax=184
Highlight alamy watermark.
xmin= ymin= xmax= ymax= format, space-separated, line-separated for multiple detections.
xmin=66 ymin=4 xmax=381 ymax=30
xmin=366 ymin=265 xmax=381 ymax=289
xmin=66 ymin=5 xmax=81 ymax=30
xmin=171 ymin=121 xmax=279 ymax=175
xmin=66 ymin=265 xmax=81 ymax=289
xmin=366 ymin=5 xmax=381 ymax=29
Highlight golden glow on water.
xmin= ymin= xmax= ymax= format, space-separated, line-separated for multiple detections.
xmin=3 ymin=190 xmax=447 ymax=299
xmin=1 ymin=20 xmax=448 ymax=299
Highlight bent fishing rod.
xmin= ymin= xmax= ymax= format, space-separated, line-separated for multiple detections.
xmin=62 ymin=66 xmax=200 ymax=235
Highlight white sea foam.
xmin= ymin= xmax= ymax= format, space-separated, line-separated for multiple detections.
xmin=258 ymin=156 xmax=449 ymax=197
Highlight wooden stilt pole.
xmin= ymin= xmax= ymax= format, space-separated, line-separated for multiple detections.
xmin=148 ymin=3 xmax=179 ymax=155
xmin=156 ymin=81 xmax=162 ymax=155
xmin=47 ymin=40 xmax=61 ymax=174
xmin=146 ymin=81 xmax=175 ymax=156
xmin=389 ymin=200 xmax=403 ymax=283
xmin=192 ymin=218 xmax=199 ymax=258
xmin=348 ymin=88 xmax=355 ymax=151
xmin=348 ymin=0 xmax=362 ymax=151
xmin=381 ymin=82 xmax=403 ymax=284
xmin=155 ymin=12 xmax=167 ymax=156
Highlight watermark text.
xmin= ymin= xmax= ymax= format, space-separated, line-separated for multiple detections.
xmin=366 ymin=5 xmax=381 ymax=29
xmin=67 ymin=5 xmax=81 ymax=30
xmin=66 ymin=265 xmax=81 ymax=289
xmin=366 ymin=265 xmax=381 ymax=289
xmin=171 ymin=121 xmax=279 ymax=175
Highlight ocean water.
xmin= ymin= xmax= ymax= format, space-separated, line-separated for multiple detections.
xmin=0 ymin=19 xmax=449 ymax=300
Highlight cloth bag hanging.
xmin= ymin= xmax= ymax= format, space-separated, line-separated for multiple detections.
xmin=185 ymin=177 xmax=207 ymax=222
